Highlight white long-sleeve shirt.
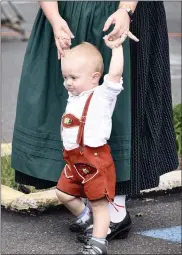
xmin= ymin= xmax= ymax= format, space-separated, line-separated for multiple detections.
xmin=61 ymin=75 xmax=124 ymax=150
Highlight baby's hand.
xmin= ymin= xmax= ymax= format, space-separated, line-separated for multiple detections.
xmin=103 ymin=35 xmax=123 ymax=49
xmin=105 ymin=34 xmax=124 ymax=82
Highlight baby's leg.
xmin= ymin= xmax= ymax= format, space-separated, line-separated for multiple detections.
xmin=56 ymin=189 xmax=84 ymax=216
xmin=90 ymin=198 xmax=110 ymax=238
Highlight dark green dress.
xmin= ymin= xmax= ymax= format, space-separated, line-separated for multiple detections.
xmin=12 ymin=1 xmax=131 ymax=185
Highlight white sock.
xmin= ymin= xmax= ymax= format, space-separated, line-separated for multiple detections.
xmin=109 ymin=195 xmax=126 ymax=223
xmin=76 ymin=206 xmax=90 ymax=223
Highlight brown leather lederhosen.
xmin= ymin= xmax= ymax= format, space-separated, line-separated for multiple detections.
xmin=57 ymin=93 xmax=116 ymax=201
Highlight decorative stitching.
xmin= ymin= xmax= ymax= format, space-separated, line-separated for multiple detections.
xmin=64 ymin=164 xmax=74 ymax=178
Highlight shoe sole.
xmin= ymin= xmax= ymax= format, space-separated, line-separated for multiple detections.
xmin=106 ymin=223 xmax=132 ymax=242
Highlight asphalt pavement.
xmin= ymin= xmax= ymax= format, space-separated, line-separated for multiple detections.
xmin=1 ymin=193 xmax=182 ymax=254
xmin=1 ymin=2 xmax=182 ymax=143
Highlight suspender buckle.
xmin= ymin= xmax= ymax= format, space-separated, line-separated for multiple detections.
xmin=80 ymin=147 xmax=84 ymax=155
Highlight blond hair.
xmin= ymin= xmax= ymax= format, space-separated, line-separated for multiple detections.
xmin=69 ymin=42 xmax=104 ymax=75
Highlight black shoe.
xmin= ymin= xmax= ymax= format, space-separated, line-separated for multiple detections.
xmin=69 ymin=212 xmax=93 ymax=233
xmin=77 ymin=211 xmax=132 ymax=243
xmin=77 ymin=239 xmax=108 ymax=254
xmin=107 ymin=211 xmax=132 ymax=241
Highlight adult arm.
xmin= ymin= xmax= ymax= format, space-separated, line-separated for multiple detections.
xmin=39 ymin=1 xmax=61 ymax=27
xmin=39 ymin=1 xmax=74 ymax=58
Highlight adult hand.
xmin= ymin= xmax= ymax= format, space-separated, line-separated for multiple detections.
xmin=103 ymin=9 xmax=139 ymax=43
xmin=103 ymin=35 xmax=122 ymax=49
xmin=52 ymin=16 xmax=74 ymax=59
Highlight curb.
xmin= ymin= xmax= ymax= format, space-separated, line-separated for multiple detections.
xmin=1 ymin=170 xmax=181 ymax=214
xmin=1 ymin=185 xmax=62 ymax=213
xmin=1 ymin=143 xmax=181 ymax=214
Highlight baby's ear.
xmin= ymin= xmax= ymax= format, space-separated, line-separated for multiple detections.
xmin=92 ymin=72 xmax=101 ymax=83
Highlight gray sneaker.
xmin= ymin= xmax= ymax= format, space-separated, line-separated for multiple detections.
xmin=77 ymin=239 xmax=108 ymax=254
xmin=69 ymin=212 xmax=93 ymax=233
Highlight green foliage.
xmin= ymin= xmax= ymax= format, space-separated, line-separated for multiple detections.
xmin=1 ymin=155 xmax=49 ymax=192
xmin=1 ymin=155 xmax=16 ymax=187
xmin=173 ymin=104 xmax=182 ymax=156
xmin=1 ymin=155 xmax=34 ymax=191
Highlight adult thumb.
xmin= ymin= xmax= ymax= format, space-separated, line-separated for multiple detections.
xmin=103 ymin=16 xmax=113 ymax=32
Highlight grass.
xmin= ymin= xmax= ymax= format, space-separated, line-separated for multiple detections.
xmin=1 ymin=155 xmax=15 ymax=188
xmin=1 ymin=104 xmax=182 ymax=190
xmin=1 ymin=155 xmax=36 ymax=192
xmin=173 ymin=104 xmax=182 ymax=156
xmin=1 ymin=155 xmax=55 ymax=192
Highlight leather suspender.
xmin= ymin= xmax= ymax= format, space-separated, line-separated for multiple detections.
xmin=76 ymin=92 xmax=94 ymax=151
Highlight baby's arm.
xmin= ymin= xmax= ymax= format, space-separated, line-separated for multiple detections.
xmin=104 ymin=36 xmax=124 ymax=83
xmin=108 ymin=46 xmax=123 ymax=83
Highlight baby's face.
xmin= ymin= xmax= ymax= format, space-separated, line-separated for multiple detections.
xmin=61 ymin=53 xmax=98 ymax=96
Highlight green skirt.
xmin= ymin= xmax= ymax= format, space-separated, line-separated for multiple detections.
xmin=12 ymin=1 xmax=131 ymax=183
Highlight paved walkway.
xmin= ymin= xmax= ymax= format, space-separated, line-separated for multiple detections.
xmin=1 ymin=193 xmax=181 ymax=254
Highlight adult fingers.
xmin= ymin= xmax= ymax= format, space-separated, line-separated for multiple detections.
xmin=113 ymin=37 xmax=122 ymax=48
xmin=104 ymin=36 xmax=121 ymax=49
xmin=128 ymin=31 xmax=139 ymax=42
xmin=57 ymin=50 xmax=61 ymax=60
xmin=61 ymin=31 xmax=72 ymax=47
xmin=111 ymin=27 xmax=127 ymax=40
xmin=107 ymin=23 xmax=123 ymax=40
xmin=103 ymin=16 xmax=114 ymax=32
xmin=61 ymin=31 xmax=72 ymax=42
xmin=55 ymin=39 xmax=64 ymax=58
xmin=62 ymin=21 xmax=74 ymax=39
xmin=119 ymin=31 xmax=128 ymax=43
xmin=56 ymin=31 xmax=71 ymax=48
xmin=59 ymin=38 xmax=70 ymax=49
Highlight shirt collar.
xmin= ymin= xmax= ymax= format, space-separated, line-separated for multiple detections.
xmin=68 ymin=87 xmax=97 ymax=98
